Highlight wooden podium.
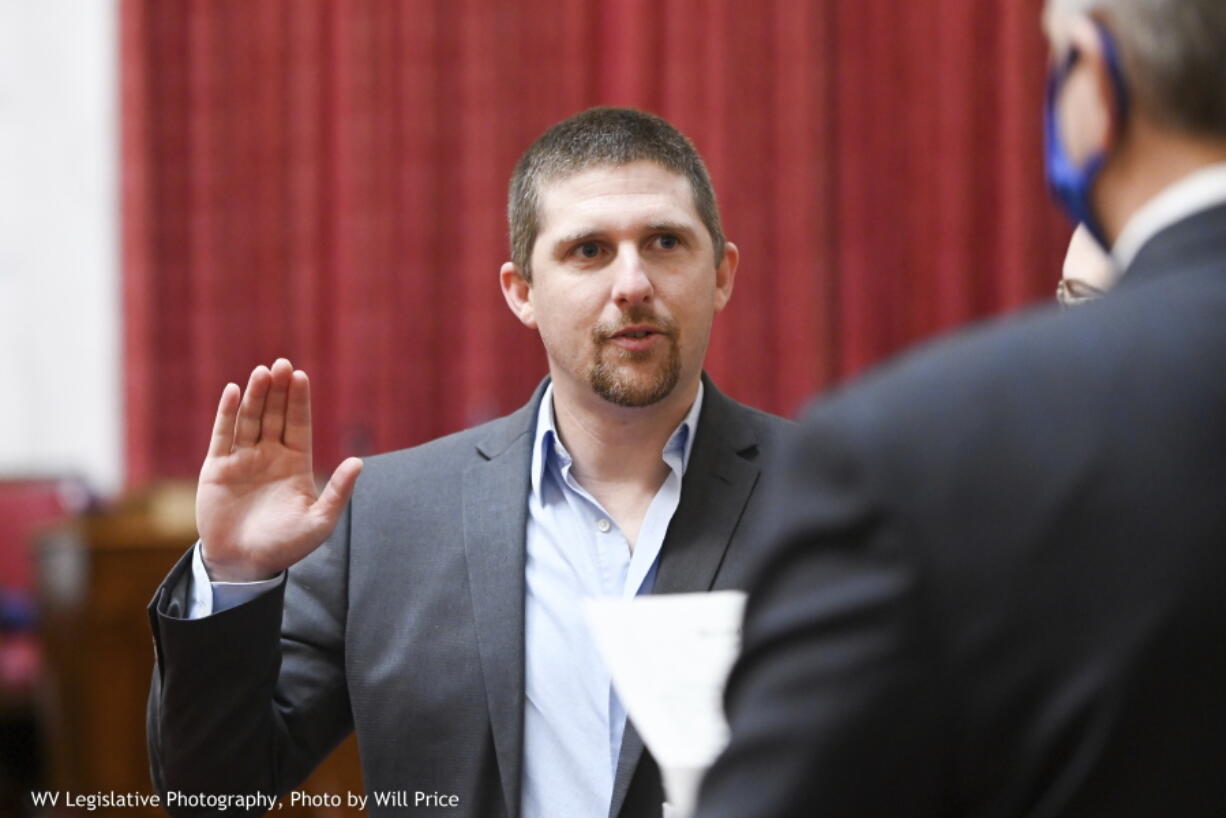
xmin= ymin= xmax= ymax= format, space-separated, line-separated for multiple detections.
xmin=37 ymin=483 xmax=364 ymax=816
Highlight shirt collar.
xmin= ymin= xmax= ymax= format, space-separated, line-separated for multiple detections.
xmin=1112 ymin=161 xmax=1226 ymax=272
xmin=530 ymin=380 xmax=705 ymax=501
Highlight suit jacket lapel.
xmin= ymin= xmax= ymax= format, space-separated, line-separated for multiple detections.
xmin=651 ymin=381 xmax=762 ymax=595
xmin=608 ymin=378 xmax=764 ymax=818
xmin=462 ymin=384 xmax=546 ymax=818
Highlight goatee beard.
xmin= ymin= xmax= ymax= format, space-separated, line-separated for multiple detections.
xmin=588 ymin=308 xmax=681 ymax=408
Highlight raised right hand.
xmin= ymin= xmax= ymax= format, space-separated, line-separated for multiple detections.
xmin=196 ymin=358 xmax=364 ymax=582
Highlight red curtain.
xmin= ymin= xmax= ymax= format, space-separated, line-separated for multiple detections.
xmin=121 ymin=0 xmax=1070 ymax=484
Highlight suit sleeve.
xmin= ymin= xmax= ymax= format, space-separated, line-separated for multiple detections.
xmin=147 ymin=502 xmax=355 ymax=816
xmin=694 ymin=405 xmax=950 ymax=818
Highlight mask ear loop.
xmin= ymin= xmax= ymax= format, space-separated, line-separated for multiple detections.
xmin=1093 ymin=18 xmax=1131 ymax=143
xmin=1043 ymin=20 xmax=1131 ymax=250
xmin=1045 ymin=45 xmax=1109 ymax=235
xmin=1047 ymin=21 xmax=1130 ymax=152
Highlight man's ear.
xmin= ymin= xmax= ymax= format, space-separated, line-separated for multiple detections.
xmin=1066 ymin=15 xmax=1126 ymax=155
xmin=713 ymin=241 xmax=739 ymax=313
xmin=500 ymin=261 xmax=537 ymax=329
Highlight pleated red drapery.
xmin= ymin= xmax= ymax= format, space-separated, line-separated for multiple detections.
xmin=121 ymin=0 xmax=1070 ymax=484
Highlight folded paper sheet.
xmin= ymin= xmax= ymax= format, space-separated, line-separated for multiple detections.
xmin=584 ymin=591 xmax=747 ymax=818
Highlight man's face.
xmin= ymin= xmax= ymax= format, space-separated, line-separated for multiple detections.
xmin=502 ymin=160 xmax=736 ymax=408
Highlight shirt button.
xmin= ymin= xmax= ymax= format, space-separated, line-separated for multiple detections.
xmin=597 ymin=518 xmax=612 ymax=533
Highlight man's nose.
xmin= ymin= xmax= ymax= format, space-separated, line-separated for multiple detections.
xmin=611 ymin=247 xmax=654 ymax=306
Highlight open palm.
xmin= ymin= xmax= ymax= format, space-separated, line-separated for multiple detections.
xmin=196 ymin=358 xmax=363 ymax=582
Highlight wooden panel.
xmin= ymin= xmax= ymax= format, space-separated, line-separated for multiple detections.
xmin=36 ymin=483 xmax=364 ymax=816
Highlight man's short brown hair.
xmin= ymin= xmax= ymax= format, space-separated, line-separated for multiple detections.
xmin=507 ymin=107 xmax=726 ymax=279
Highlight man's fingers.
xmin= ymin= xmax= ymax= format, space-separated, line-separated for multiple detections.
xmin=234 ymin=366 xmax=272 ymax=448
xmin=260 ymin=358 xmax=294 ymax=444
xmin=283 ymin=369 xmax=313 ymax=452
xmin=312 ymin=457 xmax=364 ymax=527
xmin=207 ymin=383 xmax=241 ymax=458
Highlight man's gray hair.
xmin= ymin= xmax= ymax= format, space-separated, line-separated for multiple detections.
xmin=1050 ymin=0 xmax=1226 ymax=138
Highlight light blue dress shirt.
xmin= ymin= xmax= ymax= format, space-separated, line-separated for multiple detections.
xmin=521 ymin=383 xmax=702 ymax=818
xmin=188 ymin=382 xmax=704 ymax=818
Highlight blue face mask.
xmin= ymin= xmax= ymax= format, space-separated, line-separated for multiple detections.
xmin=1044 ymin=21 xmax=1130 ymax=250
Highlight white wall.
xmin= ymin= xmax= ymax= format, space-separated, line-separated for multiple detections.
xmin=0 ymin=0 xmax=121 ymax=495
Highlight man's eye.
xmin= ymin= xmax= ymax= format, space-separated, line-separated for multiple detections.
xmin=575 ymin=242 xmax=601 ymax=259
xmin=656 ymin=234 xmax=679 ymax=250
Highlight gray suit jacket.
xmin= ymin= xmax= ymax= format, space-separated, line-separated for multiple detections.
xmin=148 ymin=375 xmax=793 ymax=818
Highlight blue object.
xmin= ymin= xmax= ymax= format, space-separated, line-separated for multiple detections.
xmin=1044 ymin=19 xmax=1130 ymax=249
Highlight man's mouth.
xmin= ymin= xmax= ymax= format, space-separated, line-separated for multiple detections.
xmin=611 ymin=323 xmax=667 ymax=338
xmin=608 ymin=325 xmax=666 ymax=351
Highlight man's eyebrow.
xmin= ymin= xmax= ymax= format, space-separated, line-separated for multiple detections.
xmin=646 ymin=222 xmax=698 ymax=237
xmin=552 ymin=229 xmax=604 ymax=247
xmin=551 ymin=222 xmax=699 ymax=250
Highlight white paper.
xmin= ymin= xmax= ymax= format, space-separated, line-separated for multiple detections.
xmin=584 ymin=591 xmax=746 ymax=818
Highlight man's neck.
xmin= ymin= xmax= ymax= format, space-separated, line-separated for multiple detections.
xmin=549 ymin=375 xmax=700 ymax=491
xmin=1099 ymin=124 xmax=1226 ymax=247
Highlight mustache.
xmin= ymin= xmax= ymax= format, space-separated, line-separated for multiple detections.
xmin=592 ymin=306 xmax=679 ymax=343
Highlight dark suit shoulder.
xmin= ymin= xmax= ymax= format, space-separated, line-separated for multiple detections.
xmin=809 ymin=265 xmax=1226 ymax=474
xmin=788 ymin=261 xmax=1226 ymax=644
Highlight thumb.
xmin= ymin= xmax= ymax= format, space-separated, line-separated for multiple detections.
xmin=311 ymin=457 xmax=364 ymax=527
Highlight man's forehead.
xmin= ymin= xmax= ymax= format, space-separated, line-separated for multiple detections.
xmin=535 ymin=161 xmax=701 ymax=234
xmin=538 ymin=160 xmax=693 ymax=200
